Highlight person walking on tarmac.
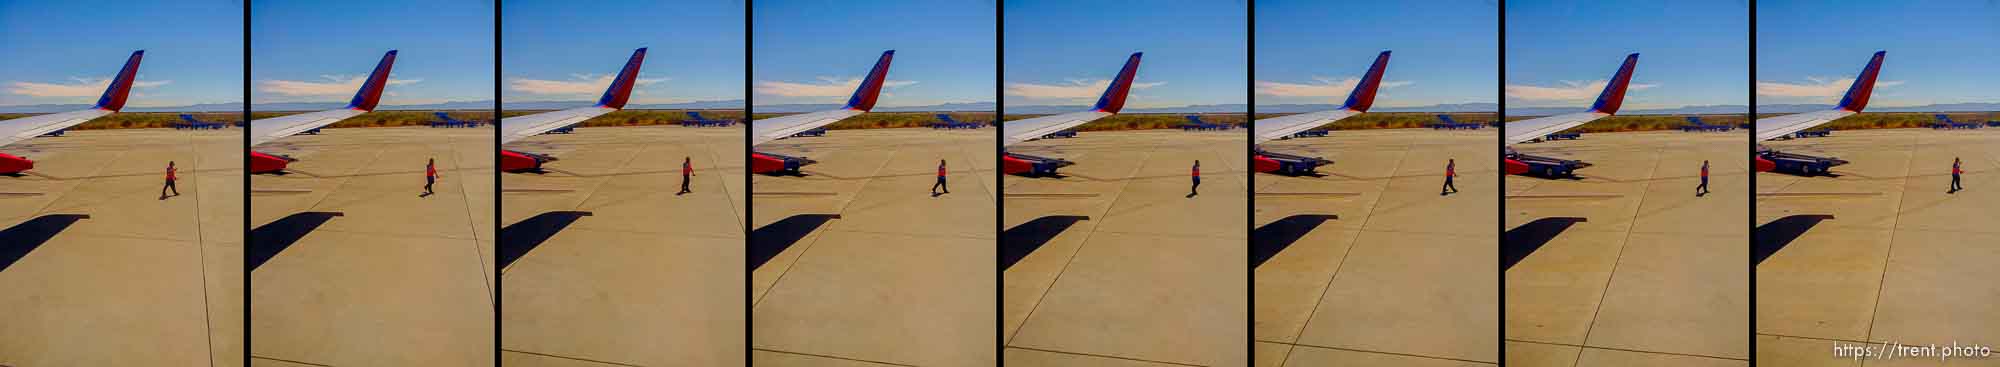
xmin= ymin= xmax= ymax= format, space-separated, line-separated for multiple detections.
xmin=931 ymin=160 xmax=949 ymax=195
xmin=161 ymin=161 xmax=180 ymax=199
xmin=1697 ymin=160 xmax=1711 ymax=196
xmin=1189 ymin=160 xmax=1202 ymax=197
xmin=423 ymin=158 xmax=439 ymax=196
xmin=1950 ymin=157 xmax=1964 ymax=193
xmin=680 ymin=157 xmax=694 ymax=195
xmin=1441 ymin=159 xmax=1458 ymax=195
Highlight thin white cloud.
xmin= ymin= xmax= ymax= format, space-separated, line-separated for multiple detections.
xmin=1756 ymin=76 xmax=1902 ymax=98
xmin=1255 ymin=76 xmax=1412 ymax=97
xmin=1004 ymin=78 xmax=1166 ymax=100
xmin=508 ymin=73 xmax=668 ymax=95
xmin=754 ymin=76 xmax=917 ymax=97
xmin=259 ymin=74 xmax=421 ymax=96
xmin=8 ymin=76 xmax=171 ymax=97
xmin=1505 ymin=79 xmax=1658 ymax=101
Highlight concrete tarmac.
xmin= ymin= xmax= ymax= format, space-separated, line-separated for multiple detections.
xmin=750 ymin=127 xmax=996 ymax=366
xmin=499 ymin=124 xmax=745 ymax=366
xmin=1504 ymin=130 xmax=1749 ymax=366
xmin=1002 ymin=129 xmax=1247 ymax=367
xmin=1251 ymin=128 xmax=1499 ymax=366
xmin=0 ymin=127 xmax=242 ymax=366
xmin=248 ymin=125 xmax=494 ymax=366
xmin=1753 ymin=128 xmax=2000 ymax=366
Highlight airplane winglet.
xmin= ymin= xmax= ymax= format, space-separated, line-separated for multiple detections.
xmin=92 ymin=50 xmax=145 ymax=112
xmin=1835 ymin=51 xmax=1885 ymax=113
xmin=1092 ymin=52 xmax=1143 ymax=114
xmin=595 ymin=47 xmax=648 ymax=109
xmin=345 ymin=50 xmax=398 ymax=112
xmin=1587 ymin=53 xmax=1639 ymax=115
xmin=1341 ymin=50 xmax=1391 ymax=113
xmin=843 ymin=50 xmax=895 ymax=112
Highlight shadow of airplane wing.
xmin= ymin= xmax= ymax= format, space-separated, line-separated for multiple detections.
xmin=1502 ymin=217 xmax=1587 ymax=271
xmin=749 ymin=214 xmax=841 ymax=270
xmin=1000 ymin=215 xmax=1091 ymax=271
xmin=249 ymin=212 xmax=343 ymax=271
xmin=1753 ymin=215 xmax=1834 ymax=266
xmin=1251 ymin=214 xmax=1338 ymax=268
xmin=497 ymin=211 xmax=594 ymax=270
xmin=0 ymin=214 xmax=90 ymax=272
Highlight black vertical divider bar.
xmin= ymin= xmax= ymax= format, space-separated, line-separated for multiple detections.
xmin=1495 ymin=0 xmax=1508 ymax=363
xmin=743 ymin=0 xmax=755 ymax=364
xmin=241 ymin=1 xmax=253 ymax=366
xmin=994 ymin=0 xmax=1006 ymax=364
xmin=492 ymin=1 xmax=503 ymax=364
xmin=1243 ymin=0 xmax=1256 ymax=366
xmin=1746 ymin=0 xmax=1758 ymax=362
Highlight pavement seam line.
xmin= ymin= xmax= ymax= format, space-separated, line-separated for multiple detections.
xmin=448 ymin=133 xmax=494 ymax=304
xmin=751 ymin=148 xmax=896 ymax=308
xmin=187 ymin=130 xmax=217 ymax=367
xmin=1279 ymin=342 xmax=1498 ymax=366
xmin=1571 ymin=139 xmax=1668 ymax=367
xmin=1285 ymin=140 xmax=1410 ymax=346
xmin=1861 ymin=132 xmax=1917 ymax=344
xmin=1005 ymin=346 xmax=1210 ymax=367
xmin=1003 ymin=145 xmax=1149 ymax=345
xmin=501 ymin=348 xmax=647 ymax=367
xmin=751 ymin=348 xmax=919 ymax=366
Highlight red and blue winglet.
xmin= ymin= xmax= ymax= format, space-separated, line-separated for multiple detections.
xmin=1341 ymin=50 xmax=1391 ymax=112
xmin=1588 ymin=53 xmax=1640 ymax=115
xmin=92 ymin=50 xmax=145 ymax=112
xmin=595 ymin=47 xmax=648 ymax=109
xmin=1091 ymin=52 xmax=1143 ymax=114
xmin=1836 ymin=51 xmax=1885 ymax=113
xmin=843 ymin=50 xmax=895 ymax=112
xmin=345 ymin=50 xmax=398 ymax=111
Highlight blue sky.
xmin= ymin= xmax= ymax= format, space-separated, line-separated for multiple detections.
xmin=0 ymin=0 xmax=242 ymax=108
xmin=505 ymin=0 xmax=742 ymax=107
xmin=1005 ymin=0 xmax=1244 ymax=109
xmin=251 ymin=0 xmax=492 ymax=106
xmin=1257 ymin=0 xmax=1496 ymax=108
xmin=1758 ymin=1 xmax=2000 ymax=107
xmin=1506 ymin=0 xmax=1747 ymax=110
xmin=753 ymin=0 xmax=994 ymax=108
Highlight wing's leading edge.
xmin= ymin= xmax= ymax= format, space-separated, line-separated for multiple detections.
xmin=751 ymin=50 xmax=894 ymax=146
xmin=250 ymin=50 xmax=397 ymax=146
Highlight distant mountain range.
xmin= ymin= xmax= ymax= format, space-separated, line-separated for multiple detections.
xmin=0 ymin=103 xmax=243 ymax=113
xmin=1257 ymin=103 xmax=1498 ymax=114
xmin=1754 ymin=103 xmax=2000 ymax=114
xmin=505 ymin=99 xmax=746 ymax=111
xmin=1507 ymin=104 xmax=1749 ymax=116
xmin=749 ymin=102 xmax=994 ymax=113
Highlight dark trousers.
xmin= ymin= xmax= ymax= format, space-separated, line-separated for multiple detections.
xmin=1952 ymin=174 xmax=1962 ymax=191
xmin=1697 ymin=177 xmax=1708 ymax=194
xmin=1192 ymin=177 xmax=1201 ymax=193
xmin=1442 ymin=177 xmax=1456 ymax=193
xmin=162 ymin=179 xmax=178 ymax=196
xmin=681 ymin=174 xmax=692 ymax=193
xmin=932 ymin=176 xmax=948 ymax=192
xmin=425 ymin=176 xmax=435 ymax=193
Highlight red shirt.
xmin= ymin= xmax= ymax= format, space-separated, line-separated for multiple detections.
xmin=1701 ymin=165 xmax=1709 ymax=177
xmin=684 ymin=161 xmax=693 ymax=175
xmin=937 ymin=165 xmax=946 ymax=177
xmin=1193 ymin=166 xmax=1201 ymax=177
xmin=427 ymin=164 xmax=437 ymax=178
xmin=1446 ymin=163 xmax=1455 ymax=177
xmin=166 ymin=167 xmax=176 ymax=180
xmin=1954 ymin=163 xmax=1963 ymax=174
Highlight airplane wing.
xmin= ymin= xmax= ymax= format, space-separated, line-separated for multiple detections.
xmin=1754 ymin=51 xmax=1885 ymax=142
xmin=1754 ymin=109 xmax=1854 ymax=141
xmin=751 ymin=50 xmax=894 ymax=147
xmin=1252 ymin=51 xmax=1390 ymax=144
xmin=1504 ymin=53 xmax=1639 ymax=146
xmin=1504 ymin=111 xmax=1611 ymax=145
xmin=1253 ymin=109 xmax=1359 ymax=144
xmin=0 ymin=50 xmax=144 ymax=148
xmin=249 ymin=50 xmax=397 ymax=147
xmin=1003 ymin=52 xmax=1143 ymax=147
xmin=500 ymin=48 xmax=648 ymax=144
